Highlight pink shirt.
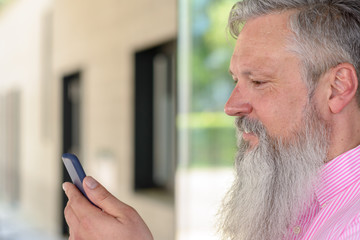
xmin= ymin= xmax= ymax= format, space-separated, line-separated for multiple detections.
xmin=288 ymin=145 xmax=360 ymax=240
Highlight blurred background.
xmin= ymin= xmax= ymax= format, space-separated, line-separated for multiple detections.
xmin=0 ymin=0 xmax=236 ymax=239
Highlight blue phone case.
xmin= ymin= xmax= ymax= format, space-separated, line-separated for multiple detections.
xmin=62 ymin=153 xmax=90 ymax=201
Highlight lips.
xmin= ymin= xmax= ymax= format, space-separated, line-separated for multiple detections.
xmin=240 ymin=125 xmax=255 ymax=138
xmin=242 ymin=125 xmax=251 ymax=134
xmin=242 ymin=132 xmax=259 ymax=148
xmin=242 ymin=131 xmax=255 ymax=138
xmin=236 ymin=117 xmax=263 ymax=143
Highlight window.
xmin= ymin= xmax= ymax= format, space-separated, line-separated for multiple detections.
xmin=134 ymin=40 xmax=176 ymax=194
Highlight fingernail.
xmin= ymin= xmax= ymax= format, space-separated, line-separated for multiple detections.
xmin=84 ymin=176 xmax=98 ymax=190
xmin=62 ymin=183 xmax=67 ymax=192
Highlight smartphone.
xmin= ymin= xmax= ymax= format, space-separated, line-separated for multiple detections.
xmin=62 ymin=153 xmax=94 ymax=205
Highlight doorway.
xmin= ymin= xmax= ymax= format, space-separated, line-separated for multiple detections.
xmin=61 ymin=72 xmax=82 ymax=235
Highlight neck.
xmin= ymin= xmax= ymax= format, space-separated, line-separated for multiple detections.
xmin=326 ymin=104 xmax=360 ymax=162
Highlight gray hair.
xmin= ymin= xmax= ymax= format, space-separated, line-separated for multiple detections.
xmin=228 ymin=0 xmax=360 ymax=102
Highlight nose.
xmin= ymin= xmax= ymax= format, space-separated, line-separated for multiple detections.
xmin=224 ymin=87 xmax=252 ymax=116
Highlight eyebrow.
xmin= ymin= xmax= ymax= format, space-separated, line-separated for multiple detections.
xmin=228 ymin=69 xmax=253 ymax=78
xmin=229 ymin=67 xmax=277 ymax=80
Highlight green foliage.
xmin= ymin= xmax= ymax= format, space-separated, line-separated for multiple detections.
xmin=0 ymin=0 xmax=11 ymax=11
xmin=177 ymin=111 xmax=234 ymax=129
xmin=0 ymin=0 xmax=10 ymax=6
xmin=189 ymin=127 xmax=237 ymax=168
xmin=186 ymin=0 xmax=238 ymax=168
xmin=190 ymin=0 xmax=236 ymax=112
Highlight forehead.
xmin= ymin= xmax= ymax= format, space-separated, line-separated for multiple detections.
xmin=230 ymin=12 xmax=295 ymax=74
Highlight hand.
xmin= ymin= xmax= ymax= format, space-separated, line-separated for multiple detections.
xmin=63 ymin=176 xmax=153 ymax=240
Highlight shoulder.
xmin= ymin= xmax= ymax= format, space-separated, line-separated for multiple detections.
xmin=338 ymin=212 xmax=360 ymax=240
xmin=321 ymin=183 xmax=360 ymax=239
xmin=336 ymin=187 xmax=360 ymax=240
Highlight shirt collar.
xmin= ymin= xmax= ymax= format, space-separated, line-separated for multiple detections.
xmin=316 ymin=145 xmax=360 ymax=206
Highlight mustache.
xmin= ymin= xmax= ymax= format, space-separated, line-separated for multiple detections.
xmin=235 ymin=117 xmax=267 ymax=136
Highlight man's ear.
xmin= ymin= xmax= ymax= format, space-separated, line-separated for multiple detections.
xmin=328 ymin=63 xmax=358 ymax=114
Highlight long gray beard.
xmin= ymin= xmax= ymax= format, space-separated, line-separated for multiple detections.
xmin=217 ymin=104 xmax=330 ymax=240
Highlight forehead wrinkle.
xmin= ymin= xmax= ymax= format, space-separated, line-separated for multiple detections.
xmin=230 ymin=54 xmax=280 ymax=79
xmin=230 ymin=12 xmax=301 ymax=82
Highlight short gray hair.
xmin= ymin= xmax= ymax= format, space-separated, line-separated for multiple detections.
xmin=229 ymin=0 xmax=360 ymax=102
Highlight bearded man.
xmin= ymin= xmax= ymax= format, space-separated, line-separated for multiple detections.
xmin=219 ymin=0 xmax=360 ymax=239
xmin=63 ymin=0 xmax=360 ymax=239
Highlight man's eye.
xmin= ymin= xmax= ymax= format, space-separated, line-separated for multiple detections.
xmin=252 ymin=80 xmax=264 ymax=86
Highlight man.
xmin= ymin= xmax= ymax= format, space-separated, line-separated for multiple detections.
xmin=63 ymin=0 xmax=360 ymax=239
xmin=218 ymin=0 xmax=360 ymax=239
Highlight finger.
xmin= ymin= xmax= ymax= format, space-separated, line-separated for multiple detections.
xmin=63 ymin=182 xmax=100 ymax=219
xmin=64 ymin=203 xmax=80 ymax=231
xmin=83 ymin=176 xmax=132 ymax=218
xmin=65 ymin=202 xmax=96 ymax=240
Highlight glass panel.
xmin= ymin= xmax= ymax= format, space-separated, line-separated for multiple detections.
xmin=177 ymin=0 xmax=237 ymax=239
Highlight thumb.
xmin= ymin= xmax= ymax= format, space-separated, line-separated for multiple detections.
xmin=83 ymin=176 xmax=128 ymax=217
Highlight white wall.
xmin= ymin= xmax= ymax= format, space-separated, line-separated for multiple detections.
xmin=0 ymin=0 xmax=60 ymax=233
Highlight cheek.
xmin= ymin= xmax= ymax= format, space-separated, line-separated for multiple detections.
xmin=255 ymin=95 xmax=308 ymax=137
xmin=311 ymin=90 xmax=331 ymax=120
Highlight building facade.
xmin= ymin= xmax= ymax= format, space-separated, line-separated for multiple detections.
xmin=0 ymin=0 xmax=177 ymax=239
